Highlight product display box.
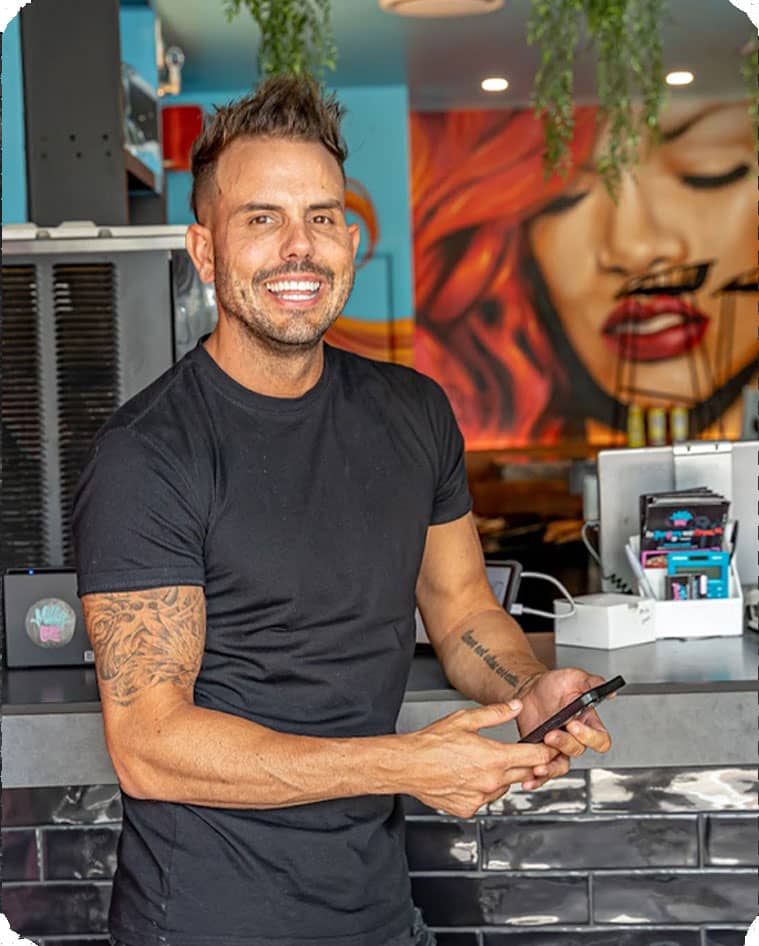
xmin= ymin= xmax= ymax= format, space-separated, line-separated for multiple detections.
xmin=628 ymin=535 xmax=744 ymax=639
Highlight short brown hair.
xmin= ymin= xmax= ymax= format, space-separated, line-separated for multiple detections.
xmin=189 ymin=76 xmax=348 ymax=221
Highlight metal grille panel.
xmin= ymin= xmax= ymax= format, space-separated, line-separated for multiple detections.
xmin=1 ymin=265 xmax=46 ymax=569
xmin=53 ymin=263 xmax=120 ymax=564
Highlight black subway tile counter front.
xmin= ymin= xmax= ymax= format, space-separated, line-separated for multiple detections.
xmin=592 ymin=870 xmax=757 ymax=924
xmin=483 ymin=930 xmax=702 ymax=946
xmin=1 ymin=632 xmax=757 ymax=941
xmin=480 ymin=816 xmax=699 ymax=870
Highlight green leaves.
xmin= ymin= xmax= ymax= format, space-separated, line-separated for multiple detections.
xmin=740 ymin=39 xmax=759 ymax=150
xmin=222 ymin=0 xmax=337 ymax=80
xmin=527 ymin=0 xmax=667 ymax=198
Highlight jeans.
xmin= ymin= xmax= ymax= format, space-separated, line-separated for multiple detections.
xmin=109 ymin=910 xmax=436 ymax=946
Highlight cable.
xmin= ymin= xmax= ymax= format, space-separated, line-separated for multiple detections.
xmin=509 ymin=570 xmax=576 ymax=620
xmin=581 ymin=520 xmax=634 ymax=594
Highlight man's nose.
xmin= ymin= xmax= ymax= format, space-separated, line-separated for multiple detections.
xmin=279 ymin=220 xmax=315 ymax=261
xmin=597 ymin=171 xmax=688 ymax=276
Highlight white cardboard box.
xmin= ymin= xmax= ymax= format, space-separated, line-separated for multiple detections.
xmin=554 ymin=593 xmax=656 ymax=649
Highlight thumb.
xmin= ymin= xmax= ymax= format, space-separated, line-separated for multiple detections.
xmin=455 ymin=700 xmax=522 ymax=732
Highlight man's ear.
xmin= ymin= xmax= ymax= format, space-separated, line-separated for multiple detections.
xmin=186 ymin=224 xmax=215 ymax=284
xmin=348 ymin=222 xmax=361 ymax=261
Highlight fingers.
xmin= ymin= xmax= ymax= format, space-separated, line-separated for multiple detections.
xmin=542 ymin=715 xmax=612 ymax=757
xmin=448 ymin=700 xmax=523 ymax=732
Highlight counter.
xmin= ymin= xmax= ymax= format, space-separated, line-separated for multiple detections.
xmin=3 ymin=632 xmax=757 ymax=787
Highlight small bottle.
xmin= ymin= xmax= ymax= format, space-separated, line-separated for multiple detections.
xmin=647 ymin=407 xmax=667 ymax=446
xmin=627 ymin=404 xmax=645 ymax=447
xmin=670 ymin=406 xmax=689 ymax=443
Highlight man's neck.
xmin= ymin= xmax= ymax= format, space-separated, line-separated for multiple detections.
xmin=203 ymin=321 xmax=325 ymax=399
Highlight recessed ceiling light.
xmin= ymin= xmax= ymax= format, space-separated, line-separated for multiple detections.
xmin=666 ymin=70 xmax=695 ymax=86
xmin=379 ymin=0 xmax=503 ymax=16
xmin=481 ymin=77 xmax=509 ymax=92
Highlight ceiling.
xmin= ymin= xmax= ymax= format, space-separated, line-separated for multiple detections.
xmin=153 ymin=0 xmax=754 ymax=108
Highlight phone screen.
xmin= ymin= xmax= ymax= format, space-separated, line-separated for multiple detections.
xmin=518 ymin=675 xmax=625 ymax=744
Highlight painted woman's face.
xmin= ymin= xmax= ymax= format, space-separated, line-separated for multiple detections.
xmin=527 ymin=102 xmax=756 ymax=426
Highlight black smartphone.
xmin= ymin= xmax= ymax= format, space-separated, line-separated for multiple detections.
xmin=518 ymin=675 xmax=626 ymax=744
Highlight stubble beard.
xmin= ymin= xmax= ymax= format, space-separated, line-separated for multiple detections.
xmin=215 ymin=260 xmax=355 ymax=355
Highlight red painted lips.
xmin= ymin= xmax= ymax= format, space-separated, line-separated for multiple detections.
xmin=602 ymin=295 xmax=708 ymax=362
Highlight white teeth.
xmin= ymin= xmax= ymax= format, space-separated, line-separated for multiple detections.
xmin=611 ymin=314 xmax=686 ymax=335
xmin=266 ymin=279 xmax=320 ymax=294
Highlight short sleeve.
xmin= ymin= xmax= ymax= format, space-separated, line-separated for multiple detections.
xmin=426 ymin=380 xmax=473 ymax=526
xmin=73 ymin=427 xmax=206 ymax=596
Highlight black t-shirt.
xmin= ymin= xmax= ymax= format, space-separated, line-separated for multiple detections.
xmin=73 ymin=340 xmax=472 ymax=946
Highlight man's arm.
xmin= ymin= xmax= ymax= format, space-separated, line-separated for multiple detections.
xmin=415 ymin=512 xmax=547 ymax=701
xmin=415 ymin=513 xmax=611 ymax=787
xmin=84 ymin=585 xmax=558 ymax=814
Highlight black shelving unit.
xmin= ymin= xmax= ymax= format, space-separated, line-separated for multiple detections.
xmin=20 ymin=0 xmax=165 ymax=226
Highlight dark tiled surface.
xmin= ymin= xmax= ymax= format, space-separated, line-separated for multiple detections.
xmin=593 ymin=871 xmax=757 ymax=924
xmin=2 ymin=786 xmax=122 ymax=827
xmin=590 ymin=768 xmax=759 ymax=813
xmin=3 ymin=883 xmax=111 ymax=937
xmin=485 ymin=775 xmax=588 ymax=815
xmin=38 ymin=940 xmax=111 ymax=946
xmin=434 ymin=934 xmax=480 ymax=946
xmin=43 ymin=827 xmax=120 ymax=880
xmin=1 ymin=829 xmax=41 ymax=881
xmin=411 ymin=874 xmax=588 ymax=926
xmin=483 ymin=929 xmax=701 ymax=945
xmin=481 ymin=817 xmax=698 ymax=870
xmin=704 ymin=816 xmax=759 ymax=866
xmin=703 ymin=930 xmax=752 ymax=946
xmin=406 ymin=821 xmax=478 ymax=871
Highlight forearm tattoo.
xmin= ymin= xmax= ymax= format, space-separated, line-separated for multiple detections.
xmin=461 ymin=628 xmax=522 ymax=691
xmin=82 ymin=586 xmax=205 ymax=706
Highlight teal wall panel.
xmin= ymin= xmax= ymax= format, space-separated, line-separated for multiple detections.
xmin=2 ymin=15 xmax=28 ymax=224
xmin=119 ymin=5 xmax=157 ymax=88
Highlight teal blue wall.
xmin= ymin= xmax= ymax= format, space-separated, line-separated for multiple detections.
xmin=119 ymin=5 xmax=157 ymax=87
xmin=164 ymin=85 xmax=413 ymax=322
xmin=2 ymin=15 xmax=28 ymax=224
xmin=119 ymin=4 xmax=162 ymax=187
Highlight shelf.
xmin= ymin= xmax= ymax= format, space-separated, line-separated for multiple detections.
xmin=123 ymin=148 xmax=157 ymax=192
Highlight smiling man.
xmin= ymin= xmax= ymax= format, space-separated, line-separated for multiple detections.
xmin=73 ymin=77 xmax=612 ymax=946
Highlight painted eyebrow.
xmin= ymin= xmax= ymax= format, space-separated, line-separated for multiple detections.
xmin=233 ymin=200 xmax=345 ymax=216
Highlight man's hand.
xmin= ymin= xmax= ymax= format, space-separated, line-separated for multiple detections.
xmin=516 ymin=668 xmax=613 ymax=791
xmin=404 ymin=701 xmax=560 ymax=818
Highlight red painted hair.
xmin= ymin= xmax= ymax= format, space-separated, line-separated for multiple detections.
xmin=411 ymin=108 xmax=598 ymax=448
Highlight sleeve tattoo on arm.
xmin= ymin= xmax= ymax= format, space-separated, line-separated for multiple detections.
xmin=83 ymin=586 xmax=205 ymax=706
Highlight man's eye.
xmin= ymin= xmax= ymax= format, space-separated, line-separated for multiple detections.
xmin=680 ymin=164 xmax=749 ymax=190
xmin=250 ymin=215 xmax=273 ymax=225
xmin=312 ymin=215 xmax=333 ymax=225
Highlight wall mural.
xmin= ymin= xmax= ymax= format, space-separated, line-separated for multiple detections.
xmin=326 ymin=177 xmax=414 ymax=366
xmin=411 ymin=101 xmax=757 ymax=450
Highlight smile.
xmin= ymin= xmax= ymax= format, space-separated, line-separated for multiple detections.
xmin=264 ymin=278 xmax=323 ymax=302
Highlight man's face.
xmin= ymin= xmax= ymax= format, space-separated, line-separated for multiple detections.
xmin=199 ymin=136 xmax=360 ymax=352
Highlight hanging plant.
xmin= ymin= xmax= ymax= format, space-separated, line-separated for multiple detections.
xmin=527 ymin=0 xmax=667 ymax=196
xmin=222 ymin=0 xmax=337 ymax=79
xmin=740 ymin=38 xmax=759 ymax=148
